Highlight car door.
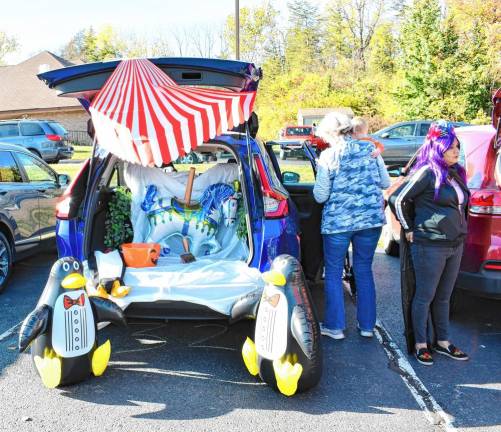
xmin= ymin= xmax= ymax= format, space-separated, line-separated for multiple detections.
xmin=0 ymin=150 xmax=40 ymax=253
xmin=14 ymin=151 xmax=63 ymax=242
xmin=379 ymin=123 xmax=417 ymax=163
xmin=265 ymin=142 xmax=323 ymax=281
xmin=416 ymin=122 xmax=432 ymax=149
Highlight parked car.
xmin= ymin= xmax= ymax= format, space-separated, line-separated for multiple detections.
xmin=372 ymin=120 xmax=469 ymax=167
xmin=0 ymin=119 xmax=74 ymax=163
xmin=383 ymin=95 xmax=501 ymax=304
xmin=39 ymin=57 xmax=324 ymax=306
xmin=0 ymin=143 xmax=70 ymax=292
xmin=277 ymin=125 xmax=328 ymax=159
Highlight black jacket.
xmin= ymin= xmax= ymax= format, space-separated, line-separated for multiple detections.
xmin=389 ymin=165 xmax=470 ymax=247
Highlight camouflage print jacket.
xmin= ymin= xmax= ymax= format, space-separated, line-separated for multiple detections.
xmin=313 ymin=138 xmax=390 ymax=235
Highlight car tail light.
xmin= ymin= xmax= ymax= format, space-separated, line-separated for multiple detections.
xmin=469 ymin=190 xmax=501 ymax=215
xmin=46 ymin=134 xmax=62 ymax=141
xmin=484 ymin=262 xmax=501 ymax=271
xmin=253 ymin=155 xmax=289 ymax=218
xmin=56 ymin=159 xmax=90 ymax=220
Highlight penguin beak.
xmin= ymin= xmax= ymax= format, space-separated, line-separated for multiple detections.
xmin=262 ymin=270 xmax=286 ymax=287
xmin=61 ymin=273 xmax=86 ymax=290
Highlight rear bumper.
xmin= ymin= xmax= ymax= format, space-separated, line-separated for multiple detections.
xmin=57 ymin=146 xmax=74 ymax=160
xmin=456 ymin=269 xmax=501 ymax=299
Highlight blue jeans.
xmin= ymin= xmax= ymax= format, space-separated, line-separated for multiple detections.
xmin=323 ymin=227 xmax=382 ymax=331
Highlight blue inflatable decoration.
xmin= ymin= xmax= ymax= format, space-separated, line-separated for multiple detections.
xmin=142 ymin=182 xmax=240 ymax=256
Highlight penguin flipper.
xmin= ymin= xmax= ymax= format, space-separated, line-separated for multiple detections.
xmin=34 ymin=348 xmax=62 ymax=388
xmin=92 ymin=339 xmax=111 ymax=376
xmin=89 ymin=296 xmax=127 ymax=327
xmin=290 ymin=304 xmax=314 ymax=358
xmin=18 ymin=304 xmax=51 ymax=353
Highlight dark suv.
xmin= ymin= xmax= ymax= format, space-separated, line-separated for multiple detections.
xmin=0 ymin=119 xmax=74 ymax=163
xmin=0 ymin=143 xmax=69 ymax=292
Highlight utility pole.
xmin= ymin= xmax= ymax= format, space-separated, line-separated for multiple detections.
xmin=235 ymin=0 xmax=240 ymax=60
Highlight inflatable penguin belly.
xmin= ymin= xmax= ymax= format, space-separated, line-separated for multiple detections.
xmin=18 ymin=257 xmax=126 ymax=388
xmin=242 ymin=255 xmax=323 ymax=396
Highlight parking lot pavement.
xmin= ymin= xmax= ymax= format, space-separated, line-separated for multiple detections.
xmin=0 ymin=251 xmax=499 ymax=431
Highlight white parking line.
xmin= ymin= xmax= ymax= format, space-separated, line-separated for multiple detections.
xmin=374 ymin=319 xmax=457 ymax=431
xmin=0 ymin=321 xmax=22 ymax=342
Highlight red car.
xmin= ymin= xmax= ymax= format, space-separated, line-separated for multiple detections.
xmin=383 ymin=89 xmax=501 ymax=303
xmin=278 ymin=125 xmax=328 ymax=159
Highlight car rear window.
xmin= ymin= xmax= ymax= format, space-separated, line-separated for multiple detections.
xmin=0 ymin=151 xmax=22 ymax=182
xmin=286 ymin=127 xmax=312 ymax=136
xmin=0 ymin=124 xmax=19 ymax=138
xmin=20 ymin=122 xmax=45 ymax=136
xmin=47 ymin=122 xmax=67 ymax=136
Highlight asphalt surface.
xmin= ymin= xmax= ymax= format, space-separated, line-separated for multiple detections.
xmin=0 ymin=251 xmax=499 ymax=431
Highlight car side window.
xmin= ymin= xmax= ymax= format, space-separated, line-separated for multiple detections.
xmin=0 ymin=151 xmax=23 ymax=182
xmin=418 ymin=123 xmax=431 ymax=136
xmin=19 ymin=122 xmax=45 ymax=136
xmin=269 ymin=144 xmax=315 ymax=185
xmin=388 ymin=124 xmax=415 ymax=138
xmin=16 ymin=153 xmax=56 ymax=182
xmin=0 ymin=124 xmax=19 ymax=138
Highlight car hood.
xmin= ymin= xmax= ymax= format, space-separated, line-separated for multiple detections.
xmin=38 ymin=57 xmax=261 ymax=106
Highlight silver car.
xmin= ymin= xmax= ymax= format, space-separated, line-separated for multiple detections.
xmin=0 ymin=119 xmax=74 ymax=163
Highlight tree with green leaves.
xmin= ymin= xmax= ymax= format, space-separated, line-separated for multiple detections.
xmin=0 ymin=31 xmax=18 ymax=65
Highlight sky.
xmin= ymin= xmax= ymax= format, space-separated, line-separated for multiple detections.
xmin=1 ymin=0 xmax=328 ymax=64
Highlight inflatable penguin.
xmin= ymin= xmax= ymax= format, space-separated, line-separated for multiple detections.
xmin=18 ymin=257 xmax=127 ymax=388
xmin=242 ymin=255 xmax=323 ymax=396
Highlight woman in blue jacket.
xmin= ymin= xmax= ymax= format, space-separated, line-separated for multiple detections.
xmin=313 ymin=112 xmax=390 ymax=340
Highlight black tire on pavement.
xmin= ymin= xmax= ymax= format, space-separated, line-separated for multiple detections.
xmin=0 ymin=231 xmax=13 ymax=294
xmin=450 ymin=287 xmax=467 ymax=318
xmin=382 ymin=221 xmax=399 ymax=257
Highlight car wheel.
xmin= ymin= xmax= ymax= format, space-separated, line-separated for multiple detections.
xmin=0 ymin=232 xmax=13 ymax=294
xmin=450 ymin=287 xmax=467 ymax=318
xmin=29 ymin=149 xmax=42 ymax=159
xmin=382 ymin=222 xmax=399 ymax=257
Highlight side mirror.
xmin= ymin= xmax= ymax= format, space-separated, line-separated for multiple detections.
xmin=58 ymin=174 xmax=70 ymax=186
xmin=380 ymin=132 xmax=390 ymax=139
xmin=282 ymin=171 xmax=300 ymax=184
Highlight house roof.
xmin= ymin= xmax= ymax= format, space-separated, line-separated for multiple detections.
xmin=0 ymin=51 xmax=82 ymax=113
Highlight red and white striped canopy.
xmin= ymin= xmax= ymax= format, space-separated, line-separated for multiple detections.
xmin=89 ymin=58 xmax=256 ymax=167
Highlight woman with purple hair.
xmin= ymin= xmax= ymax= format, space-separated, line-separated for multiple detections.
xmin=390 ymin=120 xmax=470 ymax=365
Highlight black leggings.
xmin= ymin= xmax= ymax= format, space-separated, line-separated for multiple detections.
xmin=410 ymin=242 xmax=463 ymax=344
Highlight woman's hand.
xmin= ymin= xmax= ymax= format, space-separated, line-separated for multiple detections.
xmin=405 ymin=232 xmax=414 ymax=243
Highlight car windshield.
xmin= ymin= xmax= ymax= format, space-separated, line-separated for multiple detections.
xmin=286 ymin=127 xmax=311 ymax=136
xmin=47 ymin=122 xmax=67 ymax=136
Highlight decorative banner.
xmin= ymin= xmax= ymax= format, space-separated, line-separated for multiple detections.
xmin=90 ymin=58 xmax=256 ymax=167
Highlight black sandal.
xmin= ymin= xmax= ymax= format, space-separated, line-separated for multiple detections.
xmin=433 ymin=344 xmax=469 ymax=361
xmin=415 ymin=348 xmax=434 ymax=366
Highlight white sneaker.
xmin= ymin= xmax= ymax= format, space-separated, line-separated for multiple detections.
xmin=320 ymin=323 xmax=345 ymax=340
xmin=357 ymin=326 xmax=374 ymax=338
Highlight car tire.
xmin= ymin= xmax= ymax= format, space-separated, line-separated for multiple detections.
xmin=450 ymin=287 xmax=467 ymax=318
xmin=382 ymin=222 xmax=399 ymax=257
xmin=29 ymin=149 xmax=42 ymax=159
xmin=0 ymin=232 xmax=13 ymax=294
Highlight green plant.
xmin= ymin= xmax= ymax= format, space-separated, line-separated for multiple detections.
xmin=104 ymin=186 xmax=133 ymax=249
xmin=236 ymin=198 xmax=248 ymax=240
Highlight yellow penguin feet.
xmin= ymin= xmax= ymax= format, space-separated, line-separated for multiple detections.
xmin=110 ymin=280 xmax=130 ymax=298
xmin=34 ymin=348 xmax=62 ymax=389
xmin=272 ymin=354 xmax=303 ymax=397
xmin=91 ymin=339 xmax=111 ymax=377
xmin=94 ymin=284 xmax=109 ymax=299
xmin=242 ymin=337 xmax=259 ymax=376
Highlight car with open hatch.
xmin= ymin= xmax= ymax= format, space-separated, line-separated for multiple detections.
xmin=36 ymin=57 xmax=324 ymax=395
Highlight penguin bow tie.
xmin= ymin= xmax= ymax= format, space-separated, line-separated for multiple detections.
xmin=63 ymin=294 xmax=85 ymax=310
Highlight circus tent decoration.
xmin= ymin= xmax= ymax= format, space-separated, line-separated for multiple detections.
xmin=89 ymin=58 xmax=256 ymax=167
